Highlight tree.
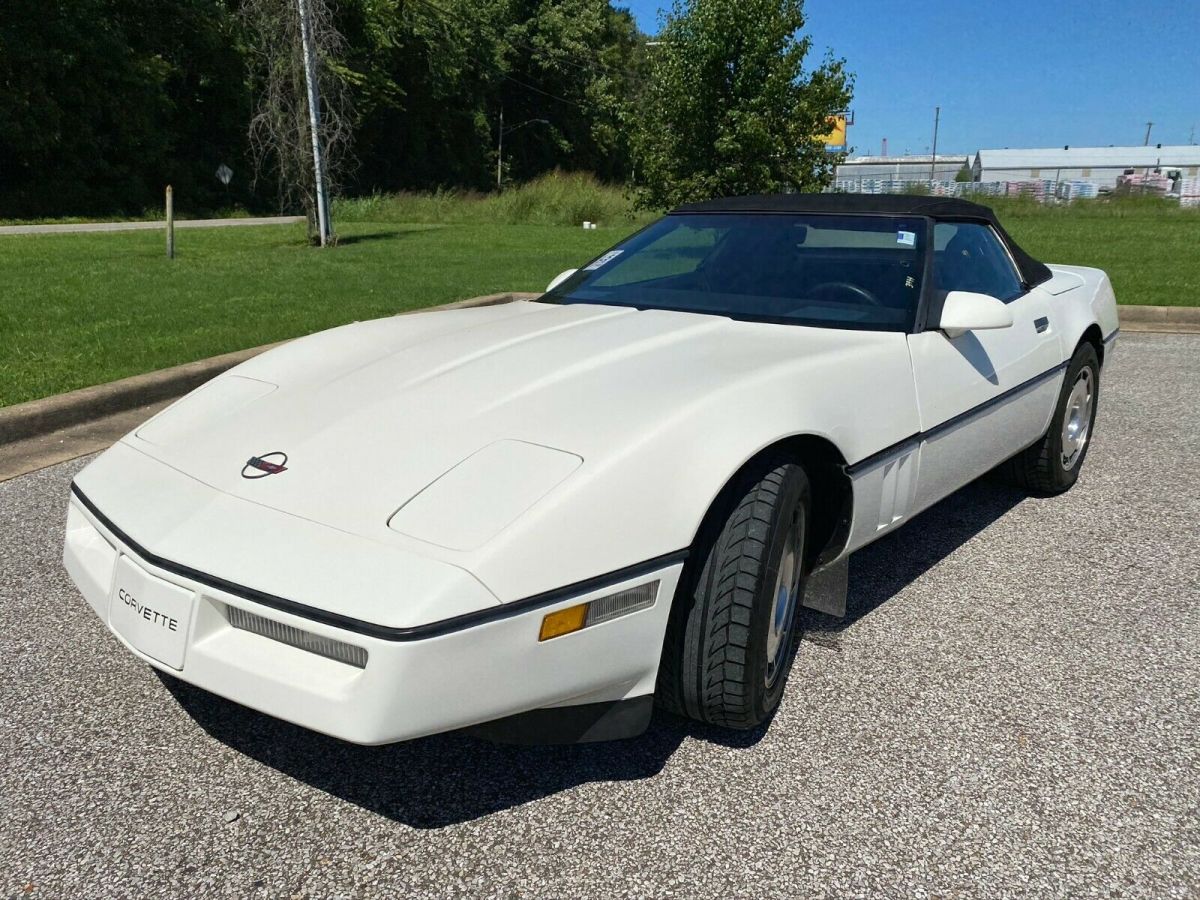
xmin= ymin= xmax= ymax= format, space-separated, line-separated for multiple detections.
xmin=488 ymin=0 xmax=647 ymax=186
xmin=337 ymin=0 xmax=647 ymax=193
xmin=241 ymin=0 xmax=352 ymax=240
xmin=0 ymin=0 xmax=653 ymax=217
xmin=0 ymin=0 xmax=249 ymax=217
xmin=631 ymin=0 xmax=852 ymax=209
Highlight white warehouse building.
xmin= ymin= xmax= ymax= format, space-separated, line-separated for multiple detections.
xmin=835 ymin=154 xmax=969 ymax=184
xmin=972 ymin=146 xmax=1200 ymax=190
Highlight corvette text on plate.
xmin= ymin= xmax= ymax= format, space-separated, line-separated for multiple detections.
xmin=116 ymin=587 xmax=179 ymax=632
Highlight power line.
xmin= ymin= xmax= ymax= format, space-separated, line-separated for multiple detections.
xmin=501 ymin=73 xmax=584 ymax=109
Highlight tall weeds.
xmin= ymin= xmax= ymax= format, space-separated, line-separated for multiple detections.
xmin=334 ymin=171 xmax=648 ymax=226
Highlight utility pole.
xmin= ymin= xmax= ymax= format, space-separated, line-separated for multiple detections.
xmin=495 ymin=112 xmax=549 ymax=190
xmin=929 ymin=106 xmax=941 ymax=182
xmin=297 ymin=0 xmax=332 ymax=246
xmin=497 ymin=106 xmax=504 ymax=190
xmin=1143 ymin=121 xmax=1154 ymax=146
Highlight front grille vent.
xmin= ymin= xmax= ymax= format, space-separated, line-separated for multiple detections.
xmin=225 ymin=604 xmax=368 ymax=669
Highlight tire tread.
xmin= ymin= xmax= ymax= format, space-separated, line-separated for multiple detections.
xmin=657 ymin=459 xmax=805 ymax=729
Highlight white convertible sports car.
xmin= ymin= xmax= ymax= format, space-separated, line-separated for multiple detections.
xmin=64 ymin=194 xmax=1118 ymax=744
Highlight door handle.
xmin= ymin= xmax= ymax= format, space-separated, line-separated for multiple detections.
xmin=1034 ymin=316 xmax=1049 ymax=333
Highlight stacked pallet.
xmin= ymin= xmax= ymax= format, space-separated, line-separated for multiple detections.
xmin=1003 ymin=180 xmax=1055 ymax=200
xmin=959 ymin=181 xmax=1004 ymax=198
xmin=1178 ymin=177 xmax=1200 ymax=208
xmin=1057 ymin=180 xmax=1100 ymax=201
xmin=1116 ymin=172 xmax=1173 ymax=195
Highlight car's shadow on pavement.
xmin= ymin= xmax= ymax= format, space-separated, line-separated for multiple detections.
xmin=802 ymin=478 xmax=1026 ymax=639
xmin=160 ymin=674 xmax=752 ymax=828
xmin=160 ymin=478 xmax=1025 ymax=829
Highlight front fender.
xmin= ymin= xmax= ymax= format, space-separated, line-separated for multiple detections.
xmin=466 ymin=334 xmax=917 ymax=605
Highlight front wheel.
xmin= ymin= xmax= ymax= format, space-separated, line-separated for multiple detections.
xmin=999 ymin=341 xmax=1100 ymax=495
xmin=656 ymin=458 xmax=810 ymax=729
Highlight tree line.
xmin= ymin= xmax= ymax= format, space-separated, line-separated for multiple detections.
xmin=0 ymin=0 xmax=851 ymax=218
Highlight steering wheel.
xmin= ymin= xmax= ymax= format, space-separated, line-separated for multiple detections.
xmin=808 ymin=281 xmax=883 ymax=307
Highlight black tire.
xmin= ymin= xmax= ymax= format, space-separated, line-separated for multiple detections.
xmin=998 ymin=341 xmax=1100 ymax=495
xmin=656 ymin=457 xmax=810 ymax=729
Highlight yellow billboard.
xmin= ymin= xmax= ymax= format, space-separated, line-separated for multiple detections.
xmin=820 ymin=113 xmax=850 ymax=150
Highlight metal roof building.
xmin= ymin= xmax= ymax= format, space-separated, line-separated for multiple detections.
xmin=972 ymin=146 xmax=1200 ymax=189
xmin=835 ymin=154 xmax=969 ymax=183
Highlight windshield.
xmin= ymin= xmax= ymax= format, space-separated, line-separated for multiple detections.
xmin=545 ymin=213 xmax=927 ymax=331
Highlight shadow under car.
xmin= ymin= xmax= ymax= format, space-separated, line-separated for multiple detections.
xmin=160 ymin=477 xmax=1026 ymax=828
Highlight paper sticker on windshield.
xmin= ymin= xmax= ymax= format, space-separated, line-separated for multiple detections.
xmin=584 ymin=250 xmax=623 ymax=270
xmin=896 ymin=230 xmax=916 ymax=247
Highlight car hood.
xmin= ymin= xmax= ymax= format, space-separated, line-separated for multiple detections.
xmin=125 ymin=300 xmax=896 ymax=553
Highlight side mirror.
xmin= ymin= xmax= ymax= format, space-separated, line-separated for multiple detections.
xmin=939 ymin=290 xmax=1014 ymax=339
xmin=546 ymin=268 xmax=578 ymax=292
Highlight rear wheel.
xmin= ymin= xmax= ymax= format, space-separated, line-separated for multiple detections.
xmin=999 ymin=342 xmax=1100 ymax=495
xmin=656 ymin=458 xmax=810 ymax=729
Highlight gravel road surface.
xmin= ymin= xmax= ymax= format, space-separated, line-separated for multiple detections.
xmin=2 ymin=332 xmax=1197 ymax=898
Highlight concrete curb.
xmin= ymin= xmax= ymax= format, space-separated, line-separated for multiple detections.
xmin=1116 ymin=304 xmax=1200 ymax=333
xmin=0 ymin=292 xmax=536 ymax=445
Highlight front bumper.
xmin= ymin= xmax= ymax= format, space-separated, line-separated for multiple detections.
xmin=64 ymin=494 xmax=682 ymax=745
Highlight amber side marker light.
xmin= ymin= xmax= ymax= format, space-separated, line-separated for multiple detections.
xmin=539 ymin=603 xmax=589 ymax=641
xmin=538 ymin=581 xmax=659 ymax=642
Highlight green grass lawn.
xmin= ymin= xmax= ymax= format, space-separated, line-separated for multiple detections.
xmin=1 ymin=200 xmax=1196 ymax=408
xmin=989 ymin=198 xmax=1200 ymax=308
xmin=0 ymin=222 xmax=620 ymax=407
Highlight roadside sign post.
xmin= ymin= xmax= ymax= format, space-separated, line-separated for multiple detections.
xmin=165 ymin=185 xmax=175 ymax=259
xmin=216 ymin=164 xmax=233 ymax=206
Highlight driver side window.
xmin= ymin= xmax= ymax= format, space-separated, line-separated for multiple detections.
xmin=933 ymin=222 xmax=1025 ymax=302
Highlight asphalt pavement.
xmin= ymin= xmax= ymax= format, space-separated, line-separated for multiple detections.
xmin=1 ymin=332 xmax=1197 ymax=898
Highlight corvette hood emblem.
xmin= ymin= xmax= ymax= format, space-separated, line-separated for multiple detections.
xmin=242 ymin=452 xmax=289 ymax=479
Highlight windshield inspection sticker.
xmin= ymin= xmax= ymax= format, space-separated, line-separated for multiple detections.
xmin=896 ymin=230 xmax=916 ymax=247
xmin=584 ymin=250 xmax=623 ymax=270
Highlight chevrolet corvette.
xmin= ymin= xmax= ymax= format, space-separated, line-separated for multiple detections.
xmin=63 ymin=193 xmax=1118 ymax=744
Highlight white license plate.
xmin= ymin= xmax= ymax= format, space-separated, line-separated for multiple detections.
xmin=109 ymin=556 xmax=194 ymax=670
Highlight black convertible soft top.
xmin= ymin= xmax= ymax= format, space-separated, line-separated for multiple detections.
xmin=672 ymin=193 xmax=1053 ymax=288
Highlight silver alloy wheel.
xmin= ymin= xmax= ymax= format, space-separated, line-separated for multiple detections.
xmin=1060 ymin=366 xmax=1095 ymax=471
xmin=765 ymin=520 xmax=803 ymax=687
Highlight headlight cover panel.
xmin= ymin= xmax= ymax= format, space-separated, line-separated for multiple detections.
xmin=136 ymin=375 xmax=278 ymax=446
xmin=387 ymin=439 xmax=582 ymax=551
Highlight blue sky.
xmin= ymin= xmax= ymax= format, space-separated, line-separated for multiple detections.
xmin=620 ymin=0 xmax=1200 ymax=156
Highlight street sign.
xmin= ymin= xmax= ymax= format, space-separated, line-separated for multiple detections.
xmin=216 ymin=164 xmax=233 ymax=186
